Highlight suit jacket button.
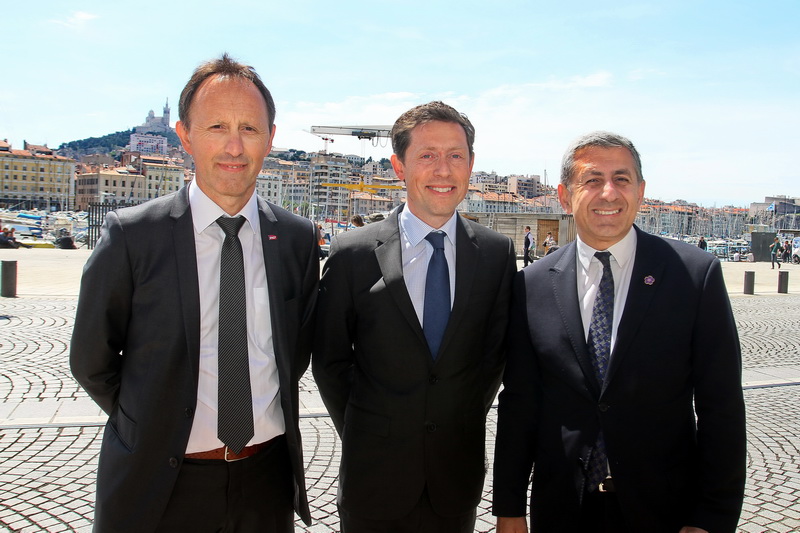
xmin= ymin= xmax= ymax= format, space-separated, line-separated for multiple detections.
xmin=598 ymin=403 xmax=610 ymax=412
xmin=429 ymin=375 xmax=439 ymax=384
xmin=426 ymin=422 xmax=437 ymax=432
xmin=184 ymin=407 xmax=193 ymax=418
xmin=168 ymin=457 xmax=179 ymax=468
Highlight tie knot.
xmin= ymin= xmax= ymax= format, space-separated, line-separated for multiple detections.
xmin=594 ymin=251 xmax=612 ymax=268
xmin=425 ymin=231 xmax=446 ymax=250
xmin=217 ymin=216 xmax=246 ymax=238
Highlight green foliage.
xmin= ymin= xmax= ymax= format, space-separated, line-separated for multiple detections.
xmin=57 ymin=129 xmax=182 ymax=157
xmin=58 ymin=130 xmax=133 ymax=153
xmin=274 ymin=149 xmax=308 ymax=162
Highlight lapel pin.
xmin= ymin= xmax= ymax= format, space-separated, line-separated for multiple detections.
xmin=644 ymin=275 xmax=655 ymax=285
xmin=268 ymin=235 xmax=277 ymax=241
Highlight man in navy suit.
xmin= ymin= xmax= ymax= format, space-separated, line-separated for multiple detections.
xmin=492 ymin=131 xmax=746 ymax=532
xmin=313 ymin=101 xmax=516 ymax=532
xmin=71 ymin=54 xmax=317 ymax=532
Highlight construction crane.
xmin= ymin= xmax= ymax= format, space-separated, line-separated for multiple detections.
xmin=319 ymin=136 xmax=334 ymax=153
xmin=320 ymin=179 xmax=403 ymax=194
xmin=310 ymin=125 xmax=392 ymax=145
xmin=310 ymin=124 xmax=399 ymax=226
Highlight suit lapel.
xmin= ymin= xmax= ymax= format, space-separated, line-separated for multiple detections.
xmin=551 ymin=243 xmax=602 ymax=397
xmin=256 ymin=199 xmax=290 ymax=382
xmin=374 ymin=209 xmax=426 ymax=346
xmin=170 ymin=187 xmax=201 ymax=381
xmin=604 ymin=229 xmax=664 ymax=388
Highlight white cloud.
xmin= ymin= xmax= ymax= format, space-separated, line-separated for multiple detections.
xmin=49 ymin=11 xmax=99 ymax=30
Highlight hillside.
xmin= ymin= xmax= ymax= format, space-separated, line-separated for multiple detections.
xmin=57 ymin=129 xmax=182 ymax=158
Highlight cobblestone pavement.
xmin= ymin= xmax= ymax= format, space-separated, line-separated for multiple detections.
xmin=2 ymin=294 xmax=800 ymax=532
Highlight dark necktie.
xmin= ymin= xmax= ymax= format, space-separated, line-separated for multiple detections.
xmin=423 ymin=231 xmax=450 ymax=360
xmin=587 ymin=251 xmax=614 ymax=491
xmin=216 ymin=216 xmax=254 ymax=454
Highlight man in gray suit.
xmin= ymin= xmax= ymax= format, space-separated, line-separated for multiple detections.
xmin=313 ymin=101 xmax=516 ymax=532
xmin=71 ymin=54 xmax=317 ymax=532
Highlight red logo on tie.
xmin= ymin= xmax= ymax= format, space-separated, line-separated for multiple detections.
xmin=268 ymin=235 xmax=277 ymax=240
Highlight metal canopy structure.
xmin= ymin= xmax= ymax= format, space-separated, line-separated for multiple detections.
xmin=310 ymin=125 xmax=392 ymax=141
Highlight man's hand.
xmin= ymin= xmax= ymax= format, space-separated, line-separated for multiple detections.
xmin=679 ymin=528 xmax=709 ymax=533
xmin=496 ymin=516 xmax=528 ymax=533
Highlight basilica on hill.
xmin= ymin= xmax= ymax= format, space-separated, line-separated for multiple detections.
xmin=135 ymin=99 xmax=172 ymax=135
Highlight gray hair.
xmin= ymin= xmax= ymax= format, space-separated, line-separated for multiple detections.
xmin=560 ymin=131 xmax=643 ymax=187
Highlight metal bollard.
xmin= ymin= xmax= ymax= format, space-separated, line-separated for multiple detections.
xmin=778 ymin=270 xmax=789 ymax=294
xmin=743 ymin=271 xmax=755 ymax=295
xmin=1 ymin=260 xmax=18 ymax=298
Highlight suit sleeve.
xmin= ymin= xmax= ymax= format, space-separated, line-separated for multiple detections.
xmin=294 ymin=221 xmax=321 ymax=381
xmin=493 ymin=270 xmax=539 ymax=517
xmin=482 ymin=236 xmax=518 ymax=411
xmin=70 ymin=211 xmax=133 ymax=415
xmin=690 ymin=259 xmax=747 ymax=532
xmin=311 ymin=239 xmax=356 ymax=435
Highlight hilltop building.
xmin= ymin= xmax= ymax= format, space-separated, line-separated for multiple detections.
xmin=135 ymin=99 xmax=172 ymax=135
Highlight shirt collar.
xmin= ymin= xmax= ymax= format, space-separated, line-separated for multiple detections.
xmin=399 ymin=206 xmax=458 ymax=248
xmin=188 ymin=180 xmax=260 ymax=235
xmin=576 ymin=226 xmax=637 ymax=271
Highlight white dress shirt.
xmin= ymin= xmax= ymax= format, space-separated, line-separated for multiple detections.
xmin=399 ymin=207 xmax=457 ymax=326
xmin=185 ymin=181 xmax=284 ymax=453
xmin=576 ymin=226 xmax=638 ymax=353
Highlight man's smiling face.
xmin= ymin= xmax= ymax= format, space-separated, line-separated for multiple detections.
xmin=391 ymin=120 xmax=474 ymax=228
xmin=557 ymin=145 xmax=645 ymax=250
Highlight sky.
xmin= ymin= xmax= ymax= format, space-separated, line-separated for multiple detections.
xmin=1 ymin=1 xmax=798 ymax=207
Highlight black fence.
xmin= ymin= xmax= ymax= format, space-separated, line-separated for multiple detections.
xmin=86 ymin=201 xmax=130 ymax=249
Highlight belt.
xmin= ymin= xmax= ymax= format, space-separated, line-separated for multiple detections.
xmin=185 ymin=438 xmax=274 ymax=462
xmin=598 ymin=477 xmax=616 ymax=493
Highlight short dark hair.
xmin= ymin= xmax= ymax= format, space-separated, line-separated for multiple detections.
xmin=178 ymin=53 xmax=275 ymax=130
xmin=390 ymin=101 xmax=475 ymax=162
xmin=560 ymin=131 xmax=643 ymax=187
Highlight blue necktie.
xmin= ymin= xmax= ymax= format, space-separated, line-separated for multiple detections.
xmin=216 ymin=216 xmax=254 ymax=454
xmin=587 ymin=251 xmax=614 ymax=491
xmin=423 ymin=231 xmax=450 ymax=360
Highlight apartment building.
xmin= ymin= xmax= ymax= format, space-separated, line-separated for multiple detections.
xmin=0 ymin=140 xmax=76 ymax=210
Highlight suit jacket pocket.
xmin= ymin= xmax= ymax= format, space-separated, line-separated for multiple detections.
xmin=109 ymin=404 xmax=137 ymax=452
xmin=344 ymin=404 xmax=390 ymax=438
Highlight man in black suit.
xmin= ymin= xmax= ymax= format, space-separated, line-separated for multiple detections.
xmin=70 ymin=54 xmax=317 ymax=532
xmin=523 ymin=226 xmax=534 ymax=267
xmin=492 ymin=131 xmax=746 ymax=533
xmin=313 ymin=101 xmax=516 ymax=532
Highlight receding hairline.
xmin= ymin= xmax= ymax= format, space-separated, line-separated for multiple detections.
xmin=185 ymin=74 xmax=272 ymax=122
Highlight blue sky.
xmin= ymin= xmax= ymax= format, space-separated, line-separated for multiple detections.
xmin=2 ymin=1 xmax=797 ymax=207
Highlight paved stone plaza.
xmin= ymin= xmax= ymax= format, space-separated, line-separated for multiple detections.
xmin=1 ymin=249 xmax=799 ymax=532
